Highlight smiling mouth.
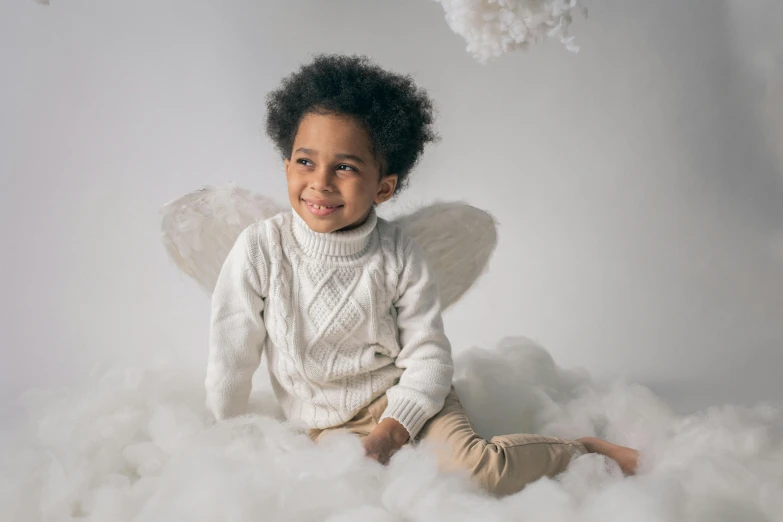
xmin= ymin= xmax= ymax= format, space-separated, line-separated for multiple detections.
xmin=303 ymin=199 xmax=344 ymax=216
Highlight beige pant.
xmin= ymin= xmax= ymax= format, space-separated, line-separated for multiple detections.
xmin=309 ymin=386 xmax=587 ymax=497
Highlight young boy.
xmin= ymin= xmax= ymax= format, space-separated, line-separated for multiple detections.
xmin=205 ymin=54 xmax=638 ymax=497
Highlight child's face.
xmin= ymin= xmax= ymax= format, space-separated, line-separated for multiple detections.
xmin=285 ymin=113 xmax=397 ymax=233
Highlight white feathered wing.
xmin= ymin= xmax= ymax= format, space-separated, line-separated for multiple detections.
xmin=160 ymin=184 xmax=283 ymax=294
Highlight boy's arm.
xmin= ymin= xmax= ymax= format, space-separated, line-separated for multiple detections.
xmin=205 ymin=225 xmax=268 ymax=421
xmin=378 ymin=235 xmax=454 ymax=441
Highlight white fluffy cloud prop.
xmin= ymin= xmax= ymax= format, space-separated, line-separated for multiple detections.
xmin=2 ymin=338 xmax=782 ymax=521
xmin=434 ymin=0 xmax=586 ymax=63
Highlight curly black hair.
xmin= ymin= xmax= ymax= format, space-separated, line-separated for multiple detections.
xmin=265 ymin=54 xmax=438 ymax=195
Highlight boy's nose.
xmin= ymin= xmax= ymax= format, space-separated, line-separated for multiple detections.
xmin=310 ymin=167 xmax=336 ymax=191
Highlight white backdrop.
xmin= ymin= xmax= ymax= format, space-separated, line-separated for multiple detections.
xmin=1 ymin=0 xmax=782 ymax=425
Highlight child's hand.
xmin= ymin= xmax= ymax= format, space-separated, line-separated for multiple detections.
xmin=362 ymin=418 xmax=409 ymax=465
xmin=577 ymin=437 xmax=639 ymax=475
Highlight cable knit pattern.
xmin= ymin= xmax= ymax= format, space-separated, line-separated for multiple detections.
xmin=205 ymin=207 xmax=454 ymax=439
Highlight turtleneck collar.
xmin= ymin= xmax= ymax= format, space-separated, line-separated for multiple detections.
xmin=291 ymin=207 xmax=377 ymax=258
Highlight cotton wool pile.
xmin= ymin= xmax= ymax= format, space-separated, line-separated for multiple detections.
xmin=434 ymin=0 xmax=585 ymax=63
xmin=1 ymin=338 xmax=782 ymax=522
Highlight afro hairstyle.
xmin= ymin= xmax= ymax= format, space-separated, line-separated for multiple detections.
xmin=265 ymin=54 xmax=438 ymax=195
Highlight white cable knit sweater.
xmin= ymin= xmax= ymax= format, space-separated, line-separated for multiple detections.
xmin=205 ymin=207 xmax=454 ymax=439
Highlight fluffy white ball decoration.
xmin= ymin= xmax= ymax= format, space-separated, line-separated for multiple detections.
xmin=434 ymin=0 xmax=586 ymax=63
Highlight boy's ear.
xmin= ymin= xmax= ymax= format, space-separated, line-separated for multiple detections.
xmin=374 ymin=174 xmax=398 ymax=204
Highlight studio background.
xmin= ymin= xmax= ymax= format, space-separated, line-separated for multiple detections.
xmin=2 ymin=0 xmax=782 ymax=426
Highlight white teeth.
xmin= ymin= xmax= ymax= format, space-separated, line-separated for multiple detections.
xmin=308 ymin=202 xmax=335 ymax=210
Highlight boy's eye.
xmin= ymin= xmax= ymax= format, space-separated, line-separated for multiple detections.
xmin=295 ymin=159 xmax=356 ymax=173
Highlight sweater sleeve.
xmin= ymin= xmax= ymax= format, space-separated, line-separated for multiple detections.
xmin=205 ymin=224 xmax=268 ymax=421
xmin=379 ymin=234 xmax=454 ymax=440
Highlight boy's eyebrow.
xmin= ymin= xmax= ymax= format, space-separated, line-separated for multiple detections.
xmin=294 ymin=147 xmax=366 ymax=165
xmin=335 ymin=153 xmax=366 ymax=164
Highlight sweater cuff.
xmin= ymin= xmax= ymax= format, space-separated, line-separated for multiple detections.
xmin=379 ymin=397 xmax=431 ymax=441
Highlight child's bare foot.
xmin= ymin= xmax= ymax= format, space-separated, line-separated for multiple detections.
xmin=576 ymin=437 xmax=639 ymax=475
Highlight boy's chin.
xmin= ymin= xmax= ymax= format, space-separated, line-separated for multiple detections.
xmin=295 ymin=208 xmax=341 ymax=233
xmin=307 ymin=220 xmax=340 ymax=234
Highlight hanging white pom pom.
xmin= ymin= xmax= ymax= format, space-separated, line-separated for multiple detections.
xmin=435 ymin=0 xmax=587 ymax=63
